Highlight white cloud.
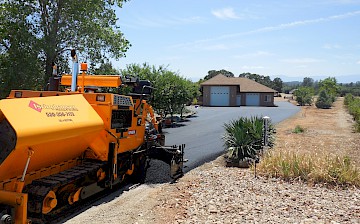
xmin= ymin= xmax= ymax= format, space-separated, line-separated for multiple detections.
xmin=323 ymin=44 xmax=342 ymax=49
xmin=280 ymin=58 xmax=324 ymax=64
xmin=211 ymin=8 xmax=240 ymax=20
xmin=295 ymin=65 xmax=309 ymax=68
xmin=156 ymin=56 xmax=183 ymax=61
xmin=176 ymin=42 xmax=243 ymax=52
xmin=357 ymin=60 xmax=360 ymax=64
xmin=172 ymin=16 xmax=205 ymax=25
xmin=235 ymin=51 xmax=273 ymax=58
xmin=202 ymin=44 xmax=229 ymax=51
xmin=173 ymin=10 xmax=360 ymax=49
xmin=238 ymin=10 xmax=360 ymax=35
xmin=332 ymin=0 xmax=360 ymax=3
xmin=121 ymin=15 xmax=205 ymax=28
xmin=183 ymin=43 xmax=231 ymax=51
xmin=241 ymin=65 xmax=265 ymax=70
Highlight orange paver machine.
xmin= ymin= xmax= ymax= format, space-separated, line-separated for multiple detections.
xmin=0 ymin=54 xmax=184 ymax=223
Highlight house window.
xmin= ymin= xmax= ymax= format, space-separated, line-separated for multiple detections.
xmin=264 ymin=95 xmax=272 ymax=102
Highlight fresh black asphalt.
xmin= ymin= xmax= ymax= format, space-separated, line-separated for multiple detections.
xmin=163 ymin=101 xmax=301 ymax=173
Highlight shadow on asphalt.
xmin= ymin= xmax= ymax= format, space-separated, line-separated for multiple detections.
xmin=161 ymin=116 xmax=196 ymax=129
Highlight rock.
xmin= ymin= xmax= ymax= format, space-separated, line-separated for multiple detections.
xmin=208 ymin=205 xmax=218 ymax=214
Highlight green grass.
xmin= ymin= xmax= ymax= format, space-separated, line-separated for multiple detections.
xmin=256 ymin=150 xmax=360 ymax=187
xmin=292 ymin=125 xmax=305 ymax=134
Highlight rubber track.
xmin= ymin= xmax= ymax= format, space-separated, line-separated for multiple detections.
xmin=24 ymin=161 xmax=105 ymax=224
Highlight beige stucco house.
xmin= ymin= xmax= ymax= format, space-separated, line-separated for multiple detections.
xmin=200 ymin=74 xmax=277 ymax=107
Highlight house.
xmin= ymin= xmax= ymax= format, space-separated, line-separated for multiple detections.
xmin=200 ymin=74 xmax=277 ymax=107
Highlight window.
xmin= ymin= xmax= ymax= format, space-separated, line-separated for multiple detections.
xmin=264 ymin=95 xmax=272 ymax=102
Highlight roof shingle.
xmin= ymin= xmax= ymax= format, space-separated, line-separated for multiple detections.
xmin=200 ymin=74 xmax=277 ymax=93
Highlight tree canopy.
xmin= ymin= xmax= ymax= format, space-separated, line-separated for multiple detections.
xmin=302 ymin=77 xmax=314 ymax=87
xmin=204 ymin=69 xmax=234 ymax=80
xmin=92 ymin=62 xmax=120 ymax=75
xmin=121 ymin=63 xmax=200 ymax=116
xmin=0 ymin=0 xmax=130 ymax=98
xmin=339 ymin=82 xmax=360 ymax=96
xmin=239 ymin=73 xmax=282 ymax=91
xmin=293 ymin=87 xmax=314 ymax=106
xmin=318 ymin=77 xmax=339 ymax=98
xmin=272 ymin=77 xmax=283 ymax=92
xmin=315 ymin=89 xmax=333 ymax=109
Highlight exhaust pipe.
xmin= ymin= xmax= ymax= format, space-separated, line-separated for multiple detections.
xmin=70 ymin=49 xmax=78 ymax=92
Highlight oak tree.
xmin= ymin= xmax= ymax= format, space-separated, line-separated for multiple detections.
xmin=0 ymin=0 xmax=130 ymax=98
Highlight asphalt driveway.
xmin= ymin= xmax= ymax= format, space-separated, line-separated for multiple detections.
xmin=163 ymin=101 xmax=301 ymax=172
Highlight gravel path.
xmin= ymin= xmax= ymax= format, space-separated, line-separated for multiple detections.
xmin=155 ymin=157 xmax=360 ymax=224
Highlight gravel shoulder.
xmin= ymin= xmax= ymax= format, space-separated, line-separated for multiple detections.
xmin=64 ymin=98 xmax=360 ymax=224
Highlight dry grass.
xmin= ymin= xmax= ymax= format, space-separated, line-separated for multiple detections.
xmin=257 ymin=97 xmax=360 ymax=187
xmin=258 ymin=150 xmax=360 ymax=187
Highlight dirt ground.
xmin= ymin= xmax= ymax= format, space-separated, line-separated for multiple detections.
xmin=275 ymin=96 xmax=360 ymax=166
xmin=64 ymin=96 xmax=360 ymax=224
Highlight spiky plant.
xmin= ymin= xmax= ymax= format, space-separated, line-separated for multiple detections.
xmin=222 ymin=116 xmax=274 ymax=163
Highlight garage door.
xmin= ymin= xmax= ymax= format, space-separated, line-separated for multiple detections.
xmin=246 ymin=93 xmax=260 ymax=106
xmin=210 ymin=86 xmax=230 ymax=106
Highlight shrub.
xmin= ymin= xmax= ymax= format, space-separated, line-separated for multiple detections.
xmin=293 ymin=125 xmax=305 ymax=133
xmin=344 ymin=93 xmax=354 ymax=105
xmin=315 ymin=90 xmax=333 ymax=109
xmin=355 ymin=120 xmax=360 ymax=133
xmin=293 ymin=87 xmax=314 ymax=106
xmin=344 ymin=94 xmax=360 ymax=132
xmin=222 ymin=116 xmax=275 ymax=163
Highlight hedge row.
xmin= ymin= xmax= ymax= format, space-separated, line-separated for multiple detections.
xmin=344 ymin=93 xmax=360 ymax=132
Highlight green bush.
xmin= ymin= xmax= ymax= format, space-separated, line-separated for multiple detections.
xmin=355 ymin=120 xmax=360 ymax=133
xmin=222 ymin=116 xmax=275 ymax=163
xmin=344 ymin=93 xmax=354 ymax=105
xmin=293 ymin=87 xmax=314 ymax=106
xmin=315 ymin=90 xmax=333 ymax=109
xmin=348 ymin=99 xmax=360 ymax=120
xmin=293 ymin=125 xmax=305 ymax=133
xmin=344 ymin=94 xmax=360 ymax=132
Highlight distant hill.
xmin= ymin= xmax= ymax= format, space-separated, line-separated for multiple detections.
xmin=283 ymin=81 xmax=301 ymax=87
xmin=271 ymin=74 xmax=360 ymax=84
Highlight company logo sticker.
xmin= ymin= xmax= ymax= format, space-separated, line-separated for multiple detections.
xmin=128 ymin=130 xmax=136 ymax=135
xmin=29 ymin=100 xmax=42 ymax=112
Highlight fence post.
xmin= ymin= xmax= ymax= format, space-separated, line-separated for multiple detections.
xmin=263 ymin=116 xmax=270 ymax=147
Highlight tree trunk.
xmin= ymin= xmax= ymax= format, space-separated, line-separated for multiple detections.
xmin=44 ymin=55 xmax=55 ymax=87
xmin=180 ymin=107 xmax=183 ymax=119
xmin=41 ymin=0 xmax=61 ymax=88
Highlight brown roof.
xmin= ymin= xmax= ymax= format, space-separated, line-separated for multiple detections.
xmin=200 ymin=74 xmax=277 ymax=93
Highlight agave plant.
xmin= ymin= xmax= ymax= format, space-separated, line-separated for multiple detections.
xmin=222 ymin=116 xmax=274 ymax=164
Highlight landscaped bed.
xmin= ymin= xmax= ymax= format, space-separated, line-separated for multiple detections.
xmin=257 ymin=97 xmax=359 ymax=187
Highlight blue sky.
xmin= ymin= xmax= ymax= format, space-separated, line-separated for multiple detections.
xmin=113 ymin=0 xmax=360 ymax=82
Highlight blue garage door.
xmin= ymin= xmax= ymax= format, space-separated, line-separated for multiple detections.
xmin=210 ymin=86 xmax=230 ymax=106
xmin=246 ymin=93 xmax=260 ymax=106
